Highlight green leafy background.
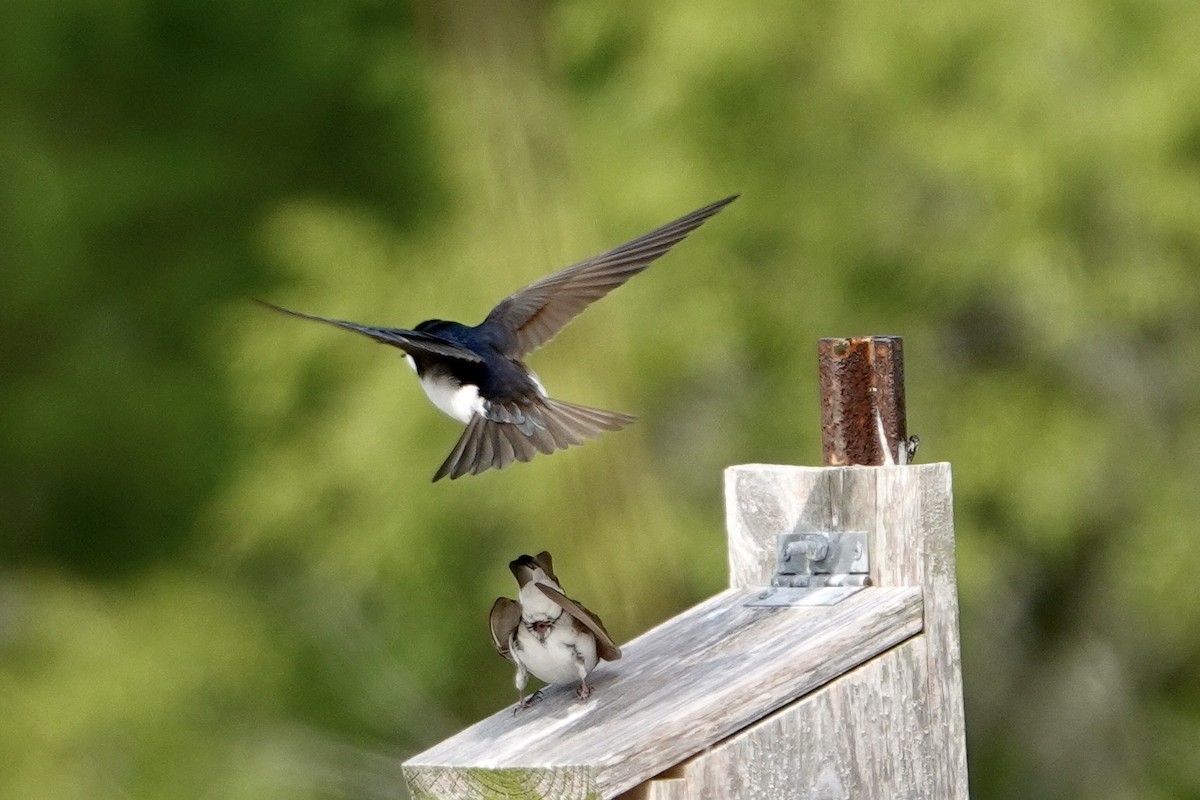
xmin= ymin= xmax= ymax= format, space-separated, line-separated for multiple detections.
xmin=3 ymin=0 xmax=1198 ymax=797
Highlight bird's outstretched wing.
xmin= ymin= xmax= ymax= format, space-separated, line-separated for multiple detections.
xmin=481 ymin=195 xmax=738 ymax=358
xmin=489 ymin=597 xmax=522 ymax=662
xmin=254 ymin=299 xmax=484 ymax=363
xmin=534 ymin=584 xmax=622 ymax=662
xmin=432 ymin=398 xmax=633 ymax=482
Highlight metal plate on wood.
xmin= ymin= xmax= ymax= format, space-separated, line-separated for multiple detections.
xmin=744 ymin=586 xmax=867 ymax=607
xmin=773 ymin=530 xmax=870 ymax=588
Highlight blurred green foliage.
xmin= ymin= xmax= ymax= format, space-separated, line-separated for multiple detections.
xmin=2 ymin=0 xmax=1199 ymax=797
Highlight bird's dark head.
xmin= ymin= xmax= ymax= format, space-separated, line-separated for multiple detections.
xmin=509 ymin=551 xmax=558 ymax=588
xmin=416 ymin=319 xmax=478 ymax=349
xmin=417 ymin=318 xmax=476 ymax=338
xmin=509 ymin=554 xmax=538 ymax=586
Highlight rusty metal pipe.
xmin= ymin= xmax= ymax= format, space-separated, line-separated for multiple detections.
xmin=818 ymin=336 xmax=914 ymax=466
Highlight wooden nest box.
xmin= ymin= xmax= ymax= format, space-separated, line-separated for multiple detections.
xmin=403 ymin=338 xmax=970 ymax=799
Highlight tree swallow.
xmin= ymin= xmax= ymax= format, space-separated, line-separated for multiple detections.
xmin=489 ymin=551 xmax=621 ymax=711
xmin=256 ymin=195 xmax=737 ymax=481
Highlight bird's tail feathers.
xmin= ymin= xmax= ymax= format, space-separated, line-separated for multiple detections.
xmin=432 ymin=398 xmax=634 ymax=481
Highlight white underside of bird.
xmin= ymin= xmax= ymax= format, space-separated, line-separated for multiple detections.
xmin=405 ymin=354 xmax=548 ymax=425
xmin=513 ymin=577 xmax=597 ymax=687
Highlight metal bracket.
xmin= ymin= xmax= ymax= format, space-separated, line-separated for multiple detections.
xmin=745 ymin=530 xmax=870 ymax=607
xmin=774 ymin=530 xmax=869 ymax=587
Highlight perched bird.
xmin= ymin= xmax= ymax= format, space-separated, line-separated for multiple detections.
xmin=490 ymin=551 xmax=621 ymax=711
xmin=257 ymin=195 xmax=737 ymax=481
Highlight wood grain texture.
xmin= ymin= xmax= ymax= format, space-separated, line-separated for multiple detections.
xmin=725 ymin=465 xmax=835 ymax=589
xmin=403 ymin=586 xmax=923 ymax=800
xmin=642 ymin=779 xmax=688 ymax=800
xmin=409 ymin=767 xmax=599 ymax=800
xmin=722 ymin=463 xmax=969 ymax=799
xmin=636 ymin=638 xmax=935 ymax=799
xmin=616 ymin=766 xmax=686 ymax=800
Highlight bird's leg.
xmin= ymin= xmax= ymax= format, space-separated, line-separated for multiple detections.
xmin=571 ymin=645 xmax=592 ymax=699
xmin=514 ymin=688 xmax=544 ymax=714
xmin=512 ymin=662 xmax=541 ymax=714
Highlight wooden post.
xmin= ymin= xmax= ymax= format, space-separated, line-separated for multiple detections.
xmin=714 ymin=463 xmax=970 ymax=799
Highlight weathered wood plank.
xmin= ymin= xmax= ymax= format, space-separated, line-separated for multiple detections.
xmin=638 ymin=637 xmax=934 ymax=799
xmin=403 ymin=586 xmax=923 ymax=800
xmin=909 ymin=465 xmax=969 ymax=798
xmin=642 ymin=778 xmax=687 ymax=800
xmin=614 ymin=765 xmax=686 ymax=800
xmin=723 ymin=463 xmax=969 ymax=799
xmin=725 ymin=465 xmax=835 ymax=589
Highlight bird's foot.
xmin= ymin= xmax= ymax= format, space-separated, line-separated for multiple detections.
xmin=576 ymin=681 xmax=592 ymax=700
xmin=513 ymin=689 xmax=544 ymax=714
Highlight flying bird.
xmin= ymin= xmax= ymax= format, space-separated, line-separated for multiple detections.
xmin=257 ymin=194 xmax=737 ymax=481
xmin=490 ymin=551 xmax=621 ymax=711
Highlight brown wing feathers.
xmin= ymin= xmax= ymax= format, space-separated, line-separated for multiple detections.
xmin=486 ymin=195 xmax=738 ymax=358
xmin=534 ymin=583 xmax=622 ymax=662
